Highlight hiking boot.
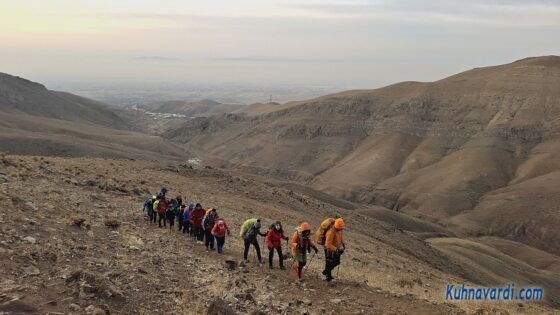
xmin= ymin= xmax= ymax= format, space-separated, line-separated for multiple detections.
xmin=327 ymin=279 xmax=336 ymax=287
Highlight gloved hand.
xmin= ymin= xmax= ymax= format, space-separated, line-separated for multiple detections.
xmin=337 ymin=246 xmax=345 ymax=255
xmin=314 ymin=247 xmax=319 ymax=254
xmin=227 ymin=230 xmax=231 ymax=236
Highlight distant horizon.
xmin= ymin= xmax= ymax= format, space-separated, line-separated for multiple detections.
xmin=2 ymin=0 xmax=559 ymax=92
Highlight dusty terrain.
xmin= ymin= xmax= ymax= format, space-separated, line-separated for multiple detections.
xmin=163 ymin=56 xmax=560 ymax=258
xmin=140 ymin=99 xmax=244 ymax=118
xmin=1 ymin=154 xmax=558 ymax=314
xmin=0 ymin=73 xmax=187 ymax=161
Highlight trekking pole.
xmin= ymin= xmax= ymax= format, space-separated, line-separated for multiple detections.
xmin=304 ymin=252 xmax=316 ymax=270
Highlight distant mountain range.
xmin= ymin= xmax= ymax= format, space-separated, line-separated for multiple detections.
xmin=163 ymin=56 xmax=560 ymax=256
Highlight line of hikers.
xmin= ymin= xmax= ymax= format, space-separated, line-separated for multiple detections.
xmin=143 ymin=187 xmax=346 ymax=286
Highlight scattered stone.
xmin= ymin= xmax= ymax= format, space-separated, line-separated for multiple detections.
xmin=23 ymin=265 xmax=40 ymax=276
xmin=24 ymin=201 xmax=38 ymax=211
xmin=207 ymin=297 xmax=237 ymax=315
xmin=225 ymin=259 xmax=238 ymax=270
xmin=23 ymin=236 xmax=37 ymax=244
xmin=103 ymin=219 xmax=120 ymax=229
xmin=69 ymin=216 xmax=87 ymax=227
xmin=69 ymin=303 xmax=81 ymax=311
xmin=330 ymin=298 xmax=342 ymax=304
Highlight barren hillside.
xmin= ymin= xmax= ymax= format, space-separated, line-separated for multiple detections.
xmin=0 ymin=73 xmax=187 ymax=161
xmin=141 ymin=99 xmax=244 ymax=117
xmin=1 ymin=154 xmax=558 ymax=314
xmin=163 ymin=56 xmax=560 ymax=256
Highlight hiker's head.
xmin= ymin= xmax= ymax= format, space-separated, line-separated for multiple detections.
xmin=334 ymin=218 xmax=345 ymax=230
xmin=218 ymin=221 xmax=225 ymax=227
xmin=274 ymin=221 xmax=282 ymax=230
xmin=177 ymin=195 xmax=182 ymax=201
xmin=254 ymin=219 xmax=262 ymax=230
xmin=161 ymin=186 xmax=168 ymax=194
xmin=334 ymin=214 xmax=342 ymax=219
xmin=300 ymin=222 xmax=311 ymax=237
xmin=195 ymin=203 xmax=202 ymax=210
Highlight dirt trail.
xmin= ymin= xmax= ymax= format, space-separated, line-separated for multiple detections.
xmin=0 ymin=154 xmax=554 ymax=314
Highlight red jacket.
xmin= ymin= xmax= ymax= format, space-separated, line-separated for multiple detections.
xmin=189 ymin=208 xmax=205 ymax=228
xmin=266 ymin=227 xmax=288 ymax=249
xmin=211 ymin=218 xmax=229 ymax=238
xmin=156 ymin=199 xmax=169 ymax=215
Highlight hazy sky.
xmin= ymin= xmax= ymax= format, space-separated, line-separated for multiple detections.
xmin=1 ymin=0 xmax=559 ymax=89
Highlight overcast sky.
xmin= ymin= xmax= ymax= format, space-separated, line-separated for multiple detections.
xmin=1 ymin=0 xmax=559 ymax=89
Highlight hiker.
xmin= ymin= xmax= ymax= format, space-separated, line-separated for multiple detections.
xmin=211 ymin=216 xmax=230 ymax=254
xmin=189 ymin=203 xmax=206 ymax=242
xmin=155 ymin=195 xmax=169 ymax=228
xmin=166 ymin=198 xmax=178 ymax=229
xmin=183 ymin=203 xmax=193 ymax=235
xmin=291 ymin=222 xmax=318 ymax=280
xmin=266 ymin=221 xmax=289 ymax=269
xmin=143 ymin=195 xmax=156 ymax=222
xmin=240 ymin=218 xmax=267 ymax=264
xmin=176 ymin=195 xmax=184 ymax=231
xmin=316 ymin=216 xmax=339 ymax=276
xmin=203 ymin=208 xmax=219 ymax=251
xmin=324 ymin=218 xmax=345 ymax=286
xmin=160 ymin=186 xmax=168 ymax=198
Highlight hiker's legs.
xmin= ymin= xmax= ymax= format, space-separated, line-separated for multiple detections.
xmin=276 ymin=247 xmax=284 ymax=268
xmin=325 ymin=252 xmax=340 ymax=281
xmin=252 ymin=239 xmax=262 ymax=262
xmin=216 ymin=237 xmax=225 ymax=254
xmin=323 ymin=248 xmax=328 ymax=275
xmin=197 ymin=227 xmax=204 ymax=241
xmin=169 ymin=217 xmax=174 ymax=229
xmin=243 ymin=239 xmax=251 ymax=260
xmin=178 ymin=217 xmax=183 ymax=231
xmin=268 ymin=247 xmax=274 ymax=267
xmin=294 ymin=260 xmax=306 ymax=279
xmin=204 ymin=228 xmax=215 ymax=250
xmin=158 ymin=213 xmax=164 ymax=227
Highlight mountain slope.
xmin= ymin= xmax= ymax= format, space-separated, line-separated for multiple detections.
xmin=1 ymin=154 xmax=557 ymax=314
xmin=163 ymin=56 xmax=560 ymax=255
xmin=0 ymin=73 xmax=186 ymax=160
xmin=141 ymin=99 xmax=244 ymax=117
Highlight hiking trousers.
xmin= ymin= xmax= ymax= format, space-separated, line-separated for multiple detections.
xmin=194 ymin=227 xmax=204 ymax=241
xmin=158 ymin=213 xmax=166 ymax=227
xmin=268 ymin=246 xmax=284 ymax=268
xmin=177 ymin=216 xmax=184 ymax=231
xmin=182 ymin=221 xmax=191 ymax=234
xmin=150 ymin=210 xmax=157 ymax=223
xmin=243 ymin=238 xmax=262 ymax=262
xmin=216 ymin=236 xmax=225 ymax=254
xmin=204 ymin=228 xmax=215 ymax=250
xmin=325 ymin=252 xmax=341 ymax=281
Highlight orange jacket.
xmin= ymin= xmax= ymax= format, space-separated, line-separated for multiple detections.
xmin=291 ymin=230 xmax=316 ymax=255
xmin=325 ymin=227 xmax=344 ymax=253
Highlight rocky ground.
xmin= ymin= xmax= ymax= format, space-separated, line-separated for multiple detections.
xmin=0 ymin=154 xmax=555 ymax=314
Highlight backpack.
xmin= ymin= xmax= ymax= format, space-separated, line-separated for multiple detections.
xmin=240 ymin=218 xmax=257 ymax=238
xmin=315 ymin=218 xmax=335 ymax=245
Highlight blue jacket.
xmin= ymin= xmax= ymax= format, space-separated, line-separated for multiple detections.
xmin=183 ymin=204 xmax=194 ymax=222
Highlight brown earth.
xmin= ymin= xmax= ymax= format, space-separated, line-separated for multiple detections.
xmin=162 ymin=56 xmax=560 ymax=258
xmin=0 ymin=154 xmax=558 ymax=314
